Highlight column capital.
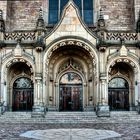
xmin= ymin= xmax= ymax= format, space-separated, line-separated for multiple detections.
xmin=35 ymin=73 xmax=42 ymax=78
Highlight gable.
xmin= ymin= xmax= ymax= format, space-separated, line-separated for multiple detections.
xmin=45 ymin=1 xmax=97 ymax=47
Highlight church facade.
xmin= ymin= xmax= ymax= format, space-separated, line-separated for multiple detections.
xmin=0 ymin=0 xmax=140 ymax=116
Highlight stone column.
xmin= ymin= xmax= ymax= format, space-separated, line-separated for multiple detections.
xmin=31 ymin=47 xmax=46 ymax=117
xmin=137 ymin=72 xmax=140 ymax=113
xmin=31 ymin=8 xmax=46 ymax=117
xmin=96 ymin=45 xmax=110 ymax=116
xmin=34 ymin=46 xmax=43 ymax=105
xmin=85 ymin=81 xmax=94 ymax=111
xmin=31 ymin=45 xmax=45 ymax=117
xmin=96 ymin=74 xmax=110 ymax=117
xmin=34 ymin=77 xmax=43 ymax=105
xmin=32 ymin=43 xmax=46 ymax=117
xmin=55 ymin=83 xmax=59 ymax=111
xmin=0 ymin=10 xmax=6 ymax=114
xmin=100 ymin=76 xmax=108 ymax=105
xmin=138 ymin=81 xmax=140 ymax=101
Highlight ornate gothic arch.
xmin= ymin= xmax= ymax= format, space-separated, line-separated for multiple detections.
xmin=43 ymin=38 xmax=99 ymax=110
xmin=0 ymin=56 xmax=35 ymax=108
xmin=1 ymin=56 xmax=35 ymax=83
xmin=107 ymin=57 xmax=140 ymax=81
xmin=43 ymin=38 xmax=99 ymax=77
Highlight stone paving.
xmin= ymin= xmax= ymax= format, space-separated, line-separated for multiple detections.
xmin=0 ymin=112 xmax=140 ymax=140
xmin=20 ymin=129 xmax=121 ymax=140
xmin=0 ymin=123 xmax=140 ymax=140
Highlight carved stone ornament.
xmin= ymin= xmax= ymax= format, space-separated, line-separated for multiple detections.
xmin=0 ymin=10 xmax=5 ymax=32
xmin=46 ymin=40 xmax=96 ymax=66
xmin=97 ymin=9 xmax=105 ymax=30
xmin=36 ymin=8 xmax=45 ymax=30
xmin=120 ymin=44 xmax=128 ymax=56
xmin=14 ymin=39 xmax=22 ymax=56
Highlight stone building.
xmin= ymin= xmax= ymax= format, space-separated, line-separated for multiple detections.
xmin=0 ymin=0 xmax=140 ymax=116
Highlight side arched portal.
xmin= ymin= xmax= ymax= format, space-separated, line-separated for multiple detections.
xmin=107 ymin=58 xmax=139 ymax=111
xmin=108 ymin=77 xmax=129 ymax=111
xmin=1 ymin=58 xmax=34 ymax=111
xmin=13 ymin=77 xmax=33 ymax=111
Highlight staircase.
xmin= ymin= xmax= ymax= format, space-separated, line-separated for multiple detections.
xmin=0 ymin=111 xmax=139 ymax=124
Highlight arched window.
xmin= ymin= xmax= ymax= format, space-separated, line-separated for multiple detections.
xmin=48 ymin=0 xmax=94 ymax=25
xmin=13 ymin=77 xmax=33 ymax=88
xmin=60 ymin=72 xmax=82 ymax=84
xmin=108 ymin=78 xmax=128 ymax=89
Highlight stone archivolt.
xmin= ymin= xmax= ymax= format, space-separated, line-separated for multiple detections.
xmin=46 ymin=40 xmax=96 ymax=66
xmin=6 ymin=58 xmax=33 ymax=73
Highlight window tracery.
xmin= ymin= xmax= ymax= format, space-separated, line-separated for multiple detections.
xmin=13 ymin=77 xmax=33 ymax=88
xmin=58 ymin=58 xmax=83 ymax=74
xmin=109 ymin=78 xmax=128 ymax=88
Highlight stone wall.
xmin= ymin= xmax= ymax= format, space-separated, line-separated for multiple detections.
xmin=6 ymin=0 xmax=42 ymax=31
xmin=0 ymin=0 xmax=140 ymax=31
xmin=100 ymin=0 xmax=135 ymax=30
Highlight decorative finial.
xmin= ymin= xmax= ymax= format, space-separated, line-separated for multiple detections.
xmin=36 ymin=8 xmax=45 ymax=30
xmin=136 ymin=10 xmax=140 ymax=33
xmin=39 ymin=8 xmax=43 ymax=19
xmin=97 ymin=8 xmax=105 ymax=30
xmin=0 ymin=9 xmax=3 ymax=19
xmin=0 ymin=9 xmax=5 ymax=32
xmin=99 ymin=8 xmax=104 ymax=20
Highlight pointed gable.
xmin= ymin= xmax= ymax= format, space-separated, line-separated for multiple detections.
xmin=45 ymin=1 xmax=97 ymax=46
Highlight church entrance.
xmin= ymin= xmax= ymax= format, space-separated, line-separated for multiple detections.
xmin=59 ymin=72 xmax=83 ymax=111
xmin=108 ymin=78 xmax=129 ymax=111
xmin=12 ymin=77 xmax=33 ymax=111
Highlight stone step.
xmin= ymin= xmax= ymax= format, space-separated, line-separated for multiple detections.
xmin=0 ymin=111 xmax=140 ymax=124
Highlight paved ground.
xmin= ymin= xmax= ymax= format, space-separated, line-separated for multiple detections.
xmin=0 ymin=123 xmax=140 ymax=140
xmin=20 ymin=129 xmax=121 ymax=140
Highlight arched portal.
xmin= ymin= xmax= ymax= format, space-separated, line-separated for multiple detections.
xmin=43 ymin=38 xmax=99 ymax=111
xmin=2 ymin=60 xmax=34 ymax=111
xmin=108 ymin=77 xmax=129 ymax=111
xmin=59 ymin=72 xmax=83 ymax=111
xmin=13 ymin=77 xmax=33 ymax=111
xmin=107 ymin=59 xmax=138 ymax=111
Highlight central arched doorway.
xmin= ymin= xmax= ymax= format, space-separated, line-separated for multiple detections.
xmin=59 ymin=72 xmax=83 ymax=111
xmin=12 ymin=77 xmax=33 ymax=111
xmin=108 ymin=77 xmax=129 ymax=111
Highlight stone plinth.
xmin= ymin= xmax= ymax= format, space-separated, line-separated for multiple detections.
xmin=96 ymin=104 xmax=110 ymax=117
xmin=31 ymin=104 xmax=46 ymax=118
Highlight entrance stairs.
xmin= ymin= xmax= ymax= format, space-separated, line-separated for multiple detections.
xmin=0 ymin=111 xmax=140 ymax=124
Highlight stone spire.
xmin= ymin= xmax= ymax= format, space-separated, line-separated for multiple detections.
xmin=97 ymin=8 xmax=105 ymax=30
xmin=0 ymin=9 xmax=5 ymax=32
xmin=136 ymin=10 xmax=140 ymax=33
xmin=35 ymin=8 xmax=45 ymax=51
xmin=36 ymin=8 xmax=45 ymax=30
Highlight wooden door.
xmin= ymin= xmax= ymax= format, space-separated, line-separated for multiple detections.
xmin=13 ymin=89 xmax=33 ymax=111
xmin=59 ymin=85 xmax=82 ymax=111
xmin=108 ymin=89 xmax=129 ymax=111
xmin=13 ymin=77 xmax=33 ymax=111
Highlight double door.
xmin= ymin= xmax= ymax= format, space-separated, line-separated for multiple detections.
xmin=59 ymin=85 xmax=82 ymax=111
xmin=108 ymin=89 xmax=129 ymax=111
xmin=13 ymin=89 xmax=33 ymax=111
